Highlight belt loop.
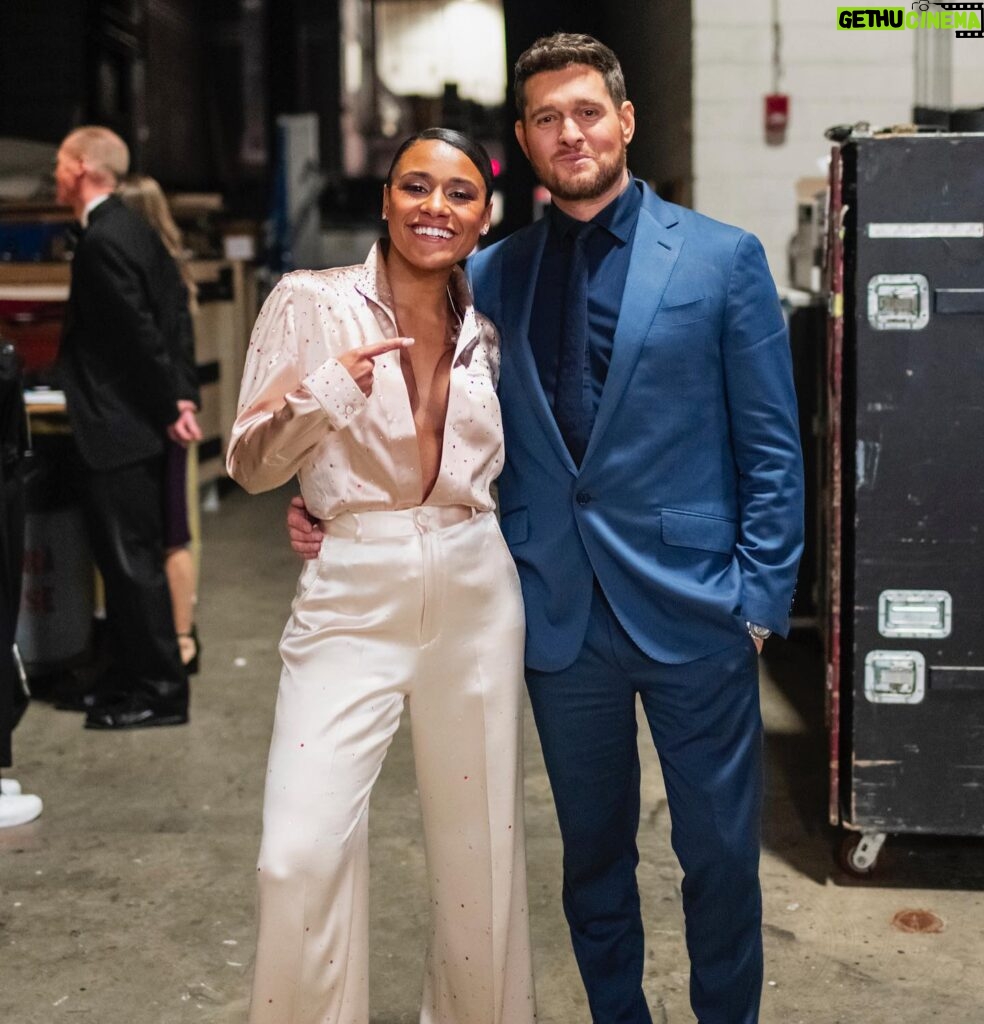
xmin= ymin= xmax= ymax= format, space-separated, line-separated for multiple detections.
xmin=353 ymin=513 xmax=363 ymax=542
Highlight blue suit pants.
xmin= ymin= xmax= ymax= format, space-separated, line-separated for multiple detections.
xmin=526 ymin=587 xmax=763 ymax=1024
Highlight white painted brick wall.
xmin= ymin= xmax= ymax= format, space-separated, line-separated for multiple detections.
xmin=952 ymin=36 xmax=984 ymax=107
xmin=693 ymin=0 xmax=916 ymax=282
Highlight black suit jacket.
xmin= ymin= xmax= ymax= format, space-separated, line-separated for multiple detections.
xmin=59 ymin=195 xmax=189 ymax=470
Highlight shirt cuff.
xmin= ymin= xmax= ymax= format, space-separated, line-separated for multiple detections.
xmin=302 ymin=357 xmax=368 ymax=430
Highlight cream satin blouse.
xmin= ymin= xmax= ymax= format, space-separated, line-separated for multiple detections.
xmin=226 ymin=244 xmax=504 ymax=519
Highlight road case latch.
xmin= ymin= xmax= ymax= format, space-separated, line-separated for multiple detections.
xmin=878 ymin=589 xmax=952 ymax=638
xmin=867 ymin=274 xmax=929 ymax=330
xmin=864 ymin=650 xmax=926 ymax=704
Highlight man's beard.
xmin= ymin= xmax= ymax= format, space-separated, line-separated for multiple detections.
xmin=535 ymin=146 xmax=627 ymax=202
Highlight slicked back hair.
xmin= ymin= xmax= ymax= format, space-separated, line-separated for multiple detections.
xmin=514 ymin=32 xmax=626 ymax=119
xmin=385 ymin=128 xmax=494 ymax=204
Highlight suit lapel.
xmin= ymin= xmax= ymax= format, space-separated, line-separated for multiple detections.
xmin=582 ymin=195 xmax=682 ymax=466
xmin=62 ymin=224 xmax=93 ymax=350
xmin=499 ymin=224 xmax=580 ymax=473
xmin=64 ymin=197 xmax=119 ymax=339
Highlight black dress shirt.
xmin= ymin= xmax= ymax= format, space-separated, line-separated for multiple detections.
xmin=529 ymin=177 xmax=644 ymax=418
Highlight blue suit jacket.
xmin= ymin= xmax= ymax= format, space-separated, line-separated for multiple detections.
xmin=469 ymin=184 xmax=804 ymax=670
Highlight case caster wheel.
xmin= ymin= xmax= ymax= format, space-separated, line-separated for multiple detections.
xmin=838 ymin=831 xmax=886 ymax=876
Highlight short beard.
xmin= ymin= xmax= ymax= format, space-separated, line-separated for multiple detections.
xmin=538 ymin=149 xmax=627 ymax=202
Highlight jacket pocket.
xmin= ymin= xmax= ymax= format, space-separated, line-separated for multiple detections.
xmin=652 ymin=295 xmax=710 ymax=327
xmin=660 ymin=508 xmax=737 ymax=554
xmin=499 ymin=507 xmax=529 ymax=546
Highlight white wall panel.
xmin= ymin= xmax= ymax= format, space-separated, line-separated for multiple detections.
xmin=952 ymin=38 xmax=984 ymax=108
xmin=693 ymin=0 xmax=916 ymax=280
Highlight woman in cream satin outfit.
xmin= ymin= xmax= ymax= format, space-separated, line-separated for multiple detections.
xmin=226 ymin=129 xmax=535 ymax=1024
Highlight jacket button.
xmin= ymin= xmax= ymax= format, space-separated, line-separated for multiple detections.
xmin=575 ymin=491 xmax=593 ymax=506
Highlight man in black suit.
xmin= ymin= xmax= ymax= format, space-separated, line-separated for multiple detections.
xmin=55 ymin=125 xmax=194 ymax=729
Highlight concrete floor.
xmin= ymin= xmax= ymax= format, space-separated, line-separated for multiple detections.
xmin=3 ymin=485 xmax=984 ymax=1024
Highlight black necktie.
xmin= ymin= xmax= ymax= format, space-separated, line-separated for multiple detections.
xmin=555 ymin=223 xmax=595 ymax=465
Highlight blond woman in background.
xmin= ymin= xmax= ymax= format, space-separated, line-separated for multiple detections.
xmin=117 ymin=175 xmax=202 ymax=673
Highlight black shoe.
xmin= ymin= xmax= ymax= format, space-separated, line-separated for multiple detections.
xmin=52 ymin=671 xmax=123 ymax=713
xmin=55 ymin=690 xmax=116 ymax=713
xmin=84 ymin=696 xmax=188 ymax=730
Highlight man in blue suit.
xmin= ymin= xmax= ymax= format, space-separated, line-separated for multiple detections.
xmin=468 ymin=33 xmax=803 ymax=1023
xmin=289 ymin=32 xmax=803 ymax=1024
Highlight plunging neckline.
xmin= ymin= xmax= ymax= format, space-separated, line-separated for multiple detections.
xmin=393 ymin=291 xmax=463 ymax=504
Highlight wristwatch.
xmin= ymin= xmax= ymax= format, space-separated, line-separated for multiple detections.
xmin=746 ymin=622 xmax=772 ymax=641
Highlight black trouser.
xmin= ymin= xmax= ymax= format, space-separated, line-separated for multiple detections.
xmin=75 ymin=452 xmax=187 ymax=710
xmin=1 ymin=464 xmax=27 ymax=766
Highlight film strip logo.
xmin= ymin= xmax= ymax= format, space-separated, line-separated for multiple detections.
xmin=935 ymin=2 xmax=984 ymax=37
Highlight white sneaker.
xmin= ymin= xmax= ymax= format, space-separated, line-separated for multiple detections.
xmin=0 ymin=793 xmax=43 ymax=828
xmin=0 ymin=778 xmax=23 ymax=796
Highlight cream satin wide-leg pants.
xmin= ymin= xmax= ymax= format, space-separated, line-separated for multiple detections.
xmin=248 ymin=506 xmax=536 ymax=1024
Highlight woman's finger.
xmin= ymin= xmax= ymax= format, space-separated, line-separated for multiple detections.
xmin=356 ymin=336 xmax=414 ymax=359
xmin=338 ymin=337 xmax=413 ymax=395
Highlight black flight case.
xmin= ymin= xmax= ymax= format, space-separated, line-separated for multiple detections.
xmin=824 ymin=129 xmax=984 ymax=873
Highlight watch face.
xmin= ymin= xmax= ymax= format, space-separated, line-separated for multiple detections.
xmin=747 ymin=623 xmax=771 ymax=639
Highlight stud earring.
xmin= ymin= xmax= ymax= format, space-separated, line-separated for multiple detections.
xmin=382 ymin=212 xmax=388 ymax=220
xmin=480 ymin=225 xmax=489 ymax=236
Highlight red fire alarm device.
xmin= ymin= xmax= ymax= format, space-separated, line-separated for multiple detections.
xmin=765 ymin=93 xmax=790 ymax=146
